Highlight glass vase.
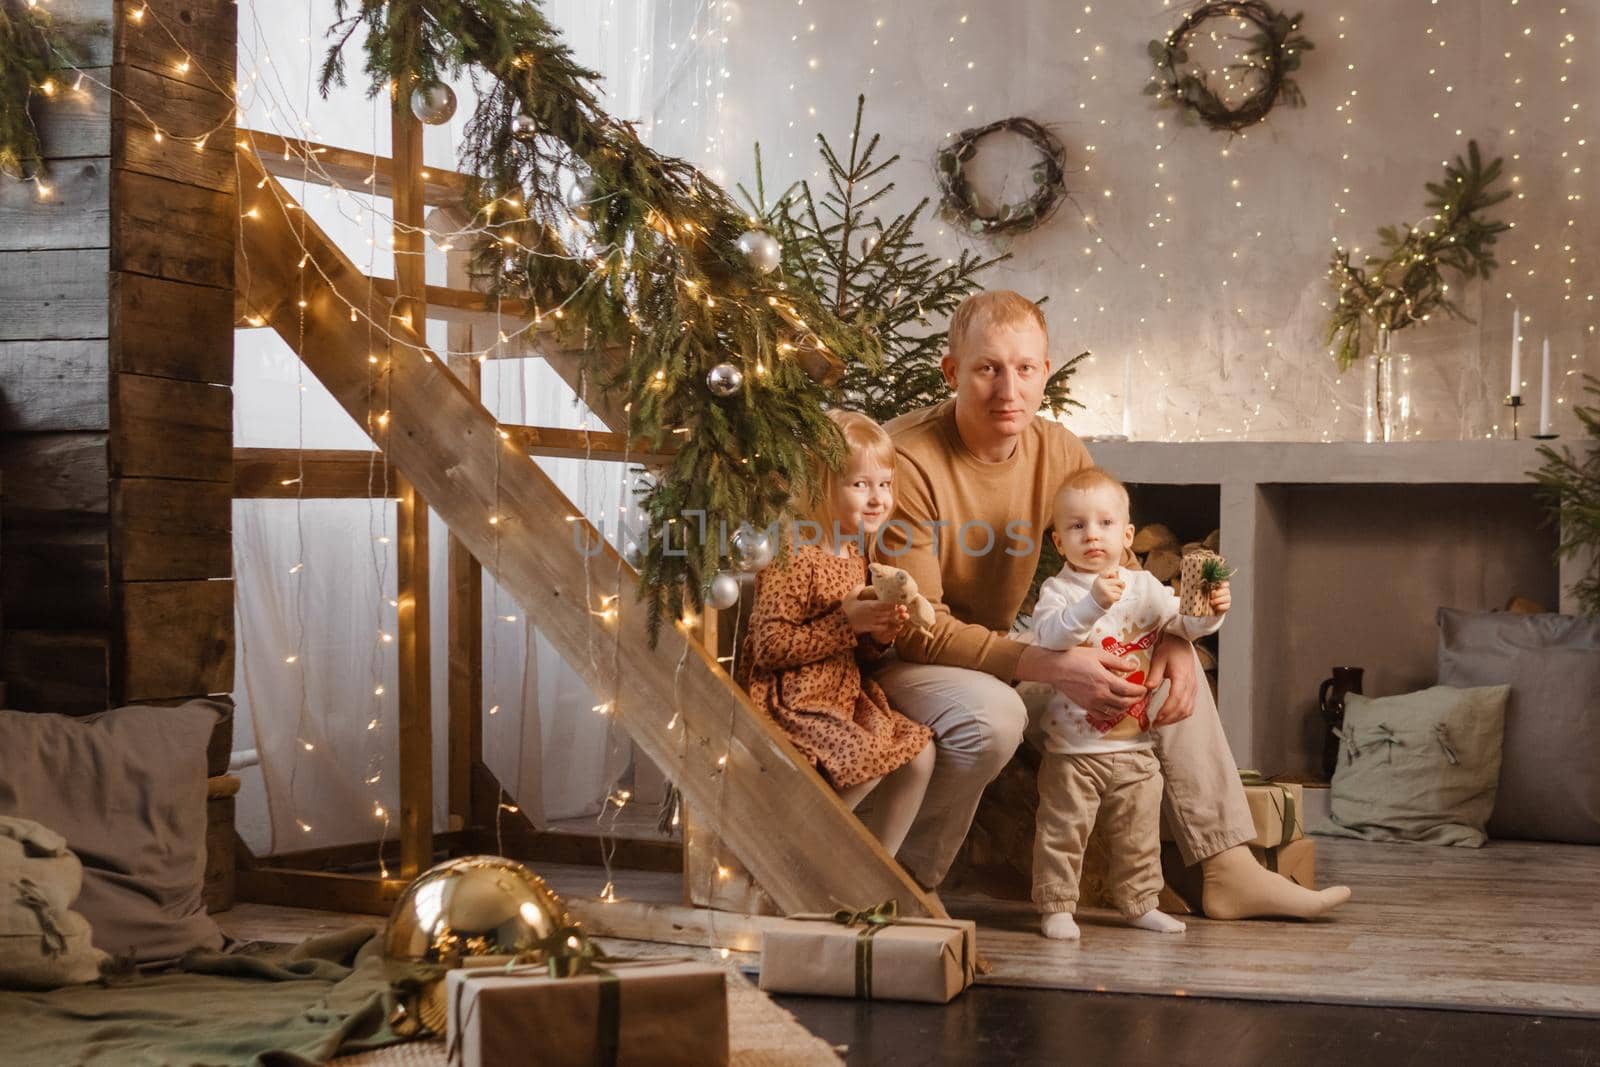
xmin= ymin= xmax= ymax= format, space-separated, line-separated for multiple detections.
xmin=1363 ymin=327 xmax=1413 ymax=442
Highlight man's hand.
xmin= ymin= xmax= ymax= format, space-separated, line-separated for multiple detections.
xmin=1091 ymin=569 xmax=1125 ymax=609
xmin=1146 ymin=634 xmax=1197 ymax=726
xmin=1016 ymin=644 xmax=1144 ymax=717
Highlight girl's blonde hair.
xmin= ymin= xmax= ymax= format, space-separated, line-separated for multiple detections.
xmin=808 ymin=409 xmax=896 ymax=539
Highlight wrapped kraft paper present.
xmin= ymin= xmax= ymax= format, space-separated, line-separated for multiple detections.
xmin=446 ymin=958 xmax=729 ymax=1067
xmin=1178 ymin=549 xmax=1223 ymax=617
xmin=758 ymin=903 xmax=976 ymax=1003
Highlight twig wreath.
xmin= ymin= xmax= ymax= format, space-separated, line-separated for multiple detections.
xmin=935 ymin=116 xmax=1067 ymax=237
xmin=1145 ymin=1 xmax=1312 ymax=133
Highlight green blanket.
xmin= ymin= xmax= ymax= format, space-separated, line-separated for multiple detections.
xmin=0 ymin=926 xmax=428 ymax=1066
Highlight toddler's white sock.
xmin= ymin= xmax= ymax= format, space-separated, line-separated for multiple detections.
xmin=1127 ymin=908 xmax=1186 ymax=934
xmin=1041 ymin=912 xmax=1080 ymax=940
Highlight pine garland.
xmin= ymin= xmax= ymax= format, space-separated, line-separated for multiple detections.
xmin=741 ymin=97 xmax=1086 ymax=426
xmin=1326 ymin=140 xmax=1510 ymax=371
xmin=320 ymin=1 xmax=884 ymax=639
xmin=1533 ymin=375 xmax=1600 ymax=615
xmin=0 ymin=0 xmax=74 ymax=180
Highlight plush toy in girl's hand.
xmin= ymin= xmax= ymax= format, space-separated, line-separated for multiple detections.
xmin=860 ymin=562 xmax=937 ymax=633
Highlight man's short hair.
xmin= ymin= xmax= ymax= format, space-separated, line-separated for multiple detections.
xmin=1056 ymin=466 xmax=1131 ymax=516
xmin=947 ymin=290 xmax=1048 ymax=363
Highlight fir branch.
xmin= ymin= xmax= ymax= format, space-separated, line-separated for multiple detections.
xmin=1532 ymin=374 xmax=1600 ymax=615
xmin=0 ymin=0 xmax=78 ymax=180
xmin=321 ymin=1 xmax=879 ymax=640
xmin=743 ymin=96 xmax=1085 ymax=426
xmin=1326 ymin=139 xmax=1510 ymax=371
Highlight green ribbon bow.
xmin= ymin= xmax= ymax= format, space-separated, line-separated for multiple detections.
xmin=1238 ymin=770 xmax=1297 ymax=846
xmin=831 ymin=900 xmax=899 ymax=999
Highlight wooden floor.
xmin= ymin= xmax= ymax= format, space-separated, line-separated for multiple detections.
xmin=220 ymin=836 xmax=1600 ymax=1020
xmin=953 ymin=836 xmax=1600 ymax=1018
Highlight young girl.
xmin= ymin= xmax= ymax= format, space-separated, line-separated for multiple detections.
xmin=739 ymin=410 xmax=935 ymax=856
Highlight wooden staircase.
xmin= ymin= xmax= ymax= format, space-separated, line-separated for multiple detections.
xmin=231 ymin=134 xmax=938 ymax=925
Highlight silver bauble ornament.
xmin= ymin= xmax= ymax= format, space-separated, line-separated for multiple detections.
xmin=509 ymin=111 xmax=538 ymax=141
xmin=409 ymin=82 xmax=457 ymax=125
xmin=566 ymin=176 xmax=599 ymax=220
xmin=706 ymin=362 xmax=744 ymax=398
xmin=623 ymin=539 xmax=646 ymax=569
xmin=732 ymin=525 xmax=774 ymax=573
xmin=707 ymin=571 xmax=741 ymax=611
xmin=383 ymin=856 xmax=570 ymax=1035
xmin=736 ymin=229 xmax=782 ymax=274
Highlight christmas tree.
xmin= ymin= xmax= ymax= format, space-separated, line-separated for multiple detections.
xmin=1534 ymin=374 xmax=1600 ymax=615
xmin=741 ymin=96 xmax=1086 ymax=425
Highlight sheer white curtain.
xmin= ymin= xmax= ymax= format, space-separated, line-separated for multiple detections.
xmin=232 ymin=0 xmax=665 ymax=856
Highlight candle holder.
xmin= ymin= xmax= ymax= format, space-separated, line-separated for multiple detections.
xmin=1505 ymin=395 xmax=1523 ymax=440
xmin=1533 ymin=431 xmax=1559 ymax=441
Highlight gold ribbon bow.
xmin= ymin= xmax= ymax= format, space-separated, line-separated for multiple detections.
xmin=831 ymin=899 xmax=899 ymax=999
xmin=1238 ymin=770 xmax=1297 ymax=847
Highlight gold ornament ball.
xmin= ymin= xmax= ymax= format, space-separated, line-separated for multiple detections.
xmin=409 ymin=82 xmax=457 ymax=125
xmin=383 ymin=855 xmax=571 ymax=1034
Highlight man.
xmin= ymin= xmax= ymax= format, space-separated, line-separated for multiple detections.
xmin=875 ymin=290 xmax=1350 ymax=920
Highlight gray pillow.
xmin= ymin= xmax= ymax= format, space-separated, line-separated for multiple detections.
xmin=1320 ymin=685 xmax=1509 ymax=848
xmin=0 ymin=701 xmax=225 ymax=962
xmin=1437 ymin=608 xmax=1600 ymax=845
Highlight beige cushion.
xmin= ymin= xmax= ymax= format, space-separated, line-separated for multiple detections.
xmin=0 ymin=702 xmax=225 ymax=962
xmin=0 ymin=816 xmax=107 ymax=988
xmin=1437 ymin=609 xmax=1600 ymax=845
xmin=1320 ymin=685 xmax=1509 ymax=848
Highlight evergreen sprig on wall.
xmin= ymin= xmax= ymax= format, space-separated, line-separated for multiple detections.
xmin=319 ymin=1 xmax=884 ymax=638
xmin=1326 ymin=140 xmax=1510 ymax=370
xmin=1533 ymin=374 xmax=1600 ymax=615
xmin=0 ymin=0 xmax=74 ymax=180
xmin=741 ymin=96 xmax=1086 ymax=426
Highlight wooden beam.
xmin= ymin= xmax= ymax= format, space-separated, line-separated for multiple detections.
xmin=235 ymin=867 xmax=408 ymax=915
xmin=233 ymin=448 xmax=400 ymax=499
xmin=569 ymin=895 xmax=775 ymax=954
xmin=499 ymin=424 xmax=672 ymax=466
xmin=238 ymin=145 xmax=936 ymax=920
xmin=444 ymin=235 xmax=483 ymax=833
xmin=241 ymin=129 xmax=471 ymax=208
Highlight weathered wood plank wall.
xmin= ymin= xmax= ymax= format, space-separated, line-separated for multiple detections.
xmin=0 ymin=0 xmax=236 ymax=712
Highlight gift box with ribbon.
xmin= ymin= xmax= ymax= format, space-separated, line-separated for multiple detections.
xmin=445 ymin=950 xmax=728 ymax=1067
xmin=1240 ymin=771 xmax=1303 ymax=848
xmin=757 ymin=901 xmax=976 ymax=1004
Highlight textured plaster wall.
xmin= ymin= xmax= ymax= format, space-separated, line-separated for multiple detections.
xmin=642 ymin=0 xmax=1598 ymax=441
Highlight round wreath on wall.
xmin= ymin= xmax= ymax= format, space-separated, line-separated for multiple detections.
xmin=1145 ymin=1 xmax=1313 ymax=133
xmin=934 ymin=117 xmax=1068 ymax=237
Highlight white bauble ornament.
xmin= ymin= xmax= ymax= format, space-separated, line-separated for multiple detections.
xmin=705 ymin=363 xmax=744 ymax=398
xmin=410 ymin=82 xmax=457 ymax=125
xmin=706 ymin=572 xmax=741 ymax=611
xmin=509 ymin=111 xmax=538 ymax=141
xmin=566 ymin=176 xmax=598 ymax=220
xmin=623 ymin=539 xmax=645 ymax=569
xmin=732 ymin=526 xmax=774 ymax=573
xmin=736 ymin=229 xmax=782 ymax=274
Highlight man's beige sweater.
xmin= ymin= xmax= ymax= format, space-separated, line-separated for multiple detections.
xmin=880 ymin=399 xmax=1093 ymax=681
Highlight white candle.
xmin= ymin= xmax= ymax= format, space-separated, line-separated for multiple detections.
xmin=1509 ymin=308 xmax=1522 ymax=399
xmin=1121 ymin=351 xmax=1133 ymax=438
xmin=1539 ymin=336 xmax=1552 ymax=435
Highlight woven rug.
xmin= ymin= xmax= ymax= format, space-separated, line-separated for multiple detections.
xmin=332 ymin=958 xmax=842 ymax=1066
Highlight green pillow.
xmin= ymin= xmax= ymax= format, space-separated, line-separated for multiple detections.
xmin=1319 ymin=685 xmax=1510 ymax=848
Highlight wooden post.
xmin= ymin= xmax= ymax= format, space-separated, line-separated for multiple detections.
xmin=442 ymin=230 xmax=484 ymax=832
xmin=391 ymin=97 xmax=432 ymax=877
